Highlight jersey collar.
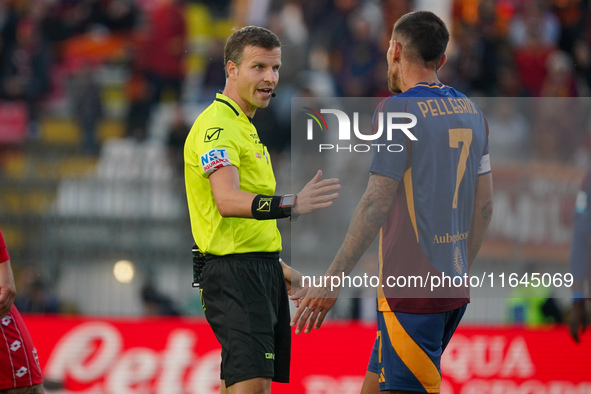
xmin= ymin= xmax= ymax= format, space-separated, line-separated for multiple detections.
xmin=413 ymin=82 xmax=445 ymax=89
xmin=215 ymin=93 xmax=242 ymax=117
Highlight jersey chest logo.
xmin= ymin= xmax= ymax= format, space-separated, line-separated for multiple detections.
xmin=204 ymin=127 xmax=223 ymax=142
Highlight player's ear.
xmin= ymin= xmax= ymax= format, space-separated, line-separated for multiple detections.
xmin=436 ymin=53 xmax=447 ymax=71
xmin=392 ymin=41 xmax=402 ymax=61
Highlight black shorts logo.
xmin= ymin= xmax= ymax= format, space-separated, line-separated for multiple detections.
xmin=257 ymin=198 xmax=272 ymax=212
xmin=200 ymin=288 xmax=206 ymax=311
xmin=204 ymin=127 xmax=223 ymax=142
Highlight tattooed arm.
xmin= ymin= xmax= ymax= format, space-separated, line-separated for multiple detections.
xmin=467 ymin=172 xmax=493 ymax=272
xmin=291 ymin=174 xmax=398 ymax=334
xmin=325 ymin=174 xmax=398 ymax=277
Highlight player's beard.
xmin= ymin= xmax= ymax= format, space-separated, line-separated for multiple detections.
xmin=387 ymin=67 xmax=401 ymax=94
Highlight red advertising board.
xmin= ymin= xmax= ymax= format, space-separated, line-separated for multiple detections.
xmin=22 ymin=315 xmax=591 ymax=394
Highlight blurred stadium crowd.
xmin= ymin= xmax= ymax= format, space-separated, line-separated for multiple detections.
xmin=0 ymin=0 xmax=589 ymax=321
xmin=0 ymin=0 xmax=591 ymax=153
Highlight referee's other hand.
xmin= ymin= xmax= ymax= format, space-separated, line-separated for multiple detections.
xmin=293 ymin=170 xmax=340 ymax=216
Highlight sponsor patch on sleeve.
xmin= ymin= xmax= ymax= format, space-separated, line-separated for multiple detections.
xmin=575 ymin=190 xmax=587 ymax=214
xmin=200 ymin=148 xmax=232 ymax=174
xmin=477 ymin=153 xmax=491 ymax=175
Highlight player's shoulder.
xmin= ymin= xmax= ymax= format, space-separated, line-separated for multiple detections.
xmin=379 ymin=94 xmax=410 ymax=113
xmin=441 ymin=86 xmax=482 ymax=106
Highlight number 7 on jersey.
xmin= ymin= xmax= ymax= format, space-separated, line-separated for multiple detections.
xmin=449 ymin=128 xmax=473 ymax=209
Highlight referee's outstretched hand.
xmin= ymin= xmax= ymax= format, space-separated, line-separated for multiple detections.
xmin=293 ymin=170 xmax=340 ymax=216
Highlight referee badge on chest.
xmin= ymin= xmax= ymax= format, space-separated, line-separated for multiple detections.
xmin=255 ymin=152 xmax=262 ymax=159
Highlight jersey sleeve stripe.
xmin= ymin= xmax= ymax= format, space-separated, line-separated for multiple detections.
xmin=404 ymin=169 xmax=419 ymax=243
xmin=377 ymin=230 xmax=390 ymax=311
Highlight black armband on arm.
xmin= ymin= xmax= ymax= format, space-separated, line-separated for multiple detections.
xmin=251 ymin=194 xmax=295 ymax=220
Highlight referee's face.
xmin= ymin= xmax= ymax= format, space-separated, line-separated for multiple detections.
xmin=232 ymin=45 xmax=281 ymax=117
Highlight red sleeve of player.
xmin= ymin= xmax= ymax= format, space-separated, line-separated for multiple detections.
xmin=0 ymin=228 xmax=9 ymax=263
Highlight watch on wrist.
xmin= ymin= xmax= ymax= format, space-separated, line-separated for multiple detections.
xmin=279 ymin=194 xmax=297 ymax=217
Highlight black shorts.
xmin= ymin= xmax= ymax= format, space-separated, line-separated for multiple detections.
xmin=200 ymin=252 xmax=291 ymax=387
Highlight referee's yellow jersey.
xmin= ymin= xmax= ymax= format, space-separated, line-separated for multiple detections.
xmin=184 ymin=93 xmax=282 ymax=255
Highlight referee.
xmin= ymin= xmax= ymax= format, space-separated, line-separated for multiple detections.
xmin=184 ymin=26 xmax=340 ymax=393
